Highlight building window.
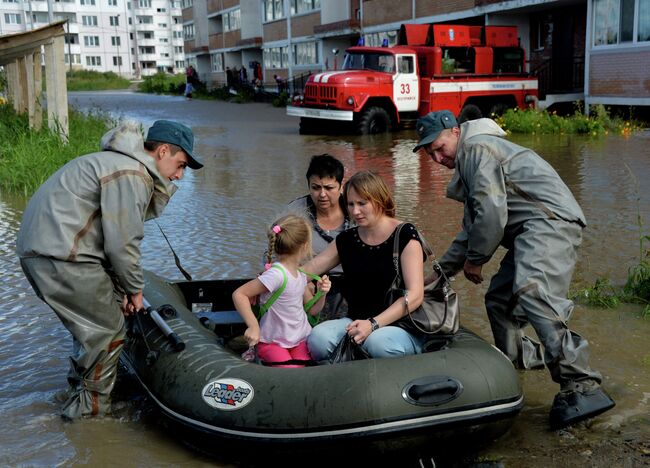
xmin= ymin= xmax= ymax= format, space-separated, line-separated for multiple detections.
xmin=82 ymin=15 xmax=98 ymax=26
xmin=138 ymin=0 xmax=151 ymax=6
xmin=364 ymin=30 xmax=398 ymax=47
xmin=86 ymin=56 xmax=102 ymax=66
xmin=138 ymin=16 xmax=153 ymax=24
xmin=80 ymin=0 xmax=96 ymax=5
xmin=173 ymin=31 xmax=183 ymax=38
xmin=2 ymin=0 xmax=19 ymax=3
xmin=291 ymin=0 xmax=319 ymax=15
xmin=158 ymin=23 xmax=167 ymax=28
xmin=211 ymin=53 xmax=224 ymax=72
xmin=181 ymin=0 xmax=192 ymax=7
xmin=4 ymin=13 xmax=22 ymax=24
xmin=593 ymin=0 xmax=650 ymax=45
xmin=293 ymin=41 xmax=318 ymax=65
xmin=139 ymin=46 xmax=155 ymax=54
xmin=264 ymin=46 xmax=289 ymax=69
xmin=160 ymin=37 xmax=169 ymax=43
xmin=157 ymin=7 xmax=166 ymax=12
xmin=183 ymin=23 xmax=195 ymax=39
xmin=110 ymin=15 xmax=119 ymax=26
xmin=65 ymin=53 xmax=81 ymax=64
xmin=111 ymin=36 xmax=121 ymax=46
xmin=175 ymin=60 xmax=185 ymax=68
xmin=113 ymin=56 xmax=123 ymax=66
xmin=108 ymin=0 xmax=117 ymax=5
xmin=223 ymin=9 xmax=241 ymax=32
xmin=639 ymin=0 xmax=650 ymax=42
xmin=83 ymin=35 xmax=100 ymax=46
xmin=264 ymin=0 xmax=284 ymax=22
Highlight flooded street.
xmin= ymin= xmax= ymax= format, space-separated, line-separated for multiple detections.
xmin=1 ymin=91 xmax=649 ymax=466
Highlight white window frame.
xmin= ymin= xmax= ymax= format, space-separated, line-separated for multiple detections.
xmin=4 ymin=13 xmax=22 ymax=24
xmin=593 ymin=0 xmax=650 ymax=46
xmin=82 ymin=15 xmax=98 ymax=26
xmin=263 ymin=0 xmax=284 ymax=22
xmin=223 ymin=8 xmax=241 ymax=32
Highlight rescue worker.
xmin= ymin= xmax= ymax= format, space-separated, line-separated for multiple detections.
xmin=413 ymin=110 xmax=615 ymax=430
xmin=16 ymin=120 xmax=203 ymax=420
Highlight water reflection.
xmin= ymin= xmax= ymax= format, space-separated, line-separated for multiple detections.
xmin=0 ymin=92 xmax=648 ymax=466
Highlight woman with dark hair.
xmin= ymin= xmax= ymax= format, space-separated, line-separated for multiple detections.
xmin=302 ymin=171 xmax=427 ymax=360
xmin=288 ymin=154 xmax=350 ymax=320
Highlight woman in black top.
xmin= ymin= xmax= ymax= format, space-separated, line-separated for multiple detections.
xmin=302 ymin=171 xmax=427 ymax=360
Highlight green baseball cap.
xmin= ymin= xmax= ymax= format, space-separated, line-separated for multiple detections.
xmin=412 ymin=110 xmax=458 ymax=153
xmin=146 ymin=120 xmax=203 ymax=169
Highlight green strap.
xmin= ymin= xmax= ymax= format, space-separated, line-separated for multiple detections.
xmin=256 ymin=265 xmax=288 ymax=319
xmin=300 ymin=268 xmax=323 ymax=327
xmin=256 ymin=265 xmax=324 ymax=327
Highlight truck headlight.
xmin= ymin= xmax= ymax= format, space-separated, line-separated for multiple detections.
xmin=346 ymin=97 xmax=354 ymax=106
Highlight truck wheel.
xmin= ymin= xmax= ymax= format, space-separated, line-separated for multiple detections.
xmin=299 ymin=117 xmax=318 ymax=135
xmin=358 ymin=107 xmax=392 ymax=134
xmin=458 ymin=104 xmax=482 ymax=124
xmin=489 ymin=102 xmax=510 ymax=118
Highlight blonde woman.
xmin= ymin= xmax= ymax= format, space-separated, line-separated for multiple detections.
xmin=303 ymin=171 xmax=427 ymax=360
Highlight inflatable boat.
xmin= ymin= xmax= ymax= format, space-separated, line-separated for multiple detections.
xmin=120 ymin=271 xmax=523 ymax=457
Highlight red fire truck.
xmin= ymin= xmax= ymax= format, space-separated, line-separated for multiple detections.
xmin=287 ymin=23 xmax=538 ymax=134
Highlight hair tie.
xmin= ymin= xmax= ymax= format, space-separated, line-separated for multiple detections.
xmin=264 ymin=263 xmax=273 ymax=270
xmin=272 ymin=225 xmax=282 ymax=234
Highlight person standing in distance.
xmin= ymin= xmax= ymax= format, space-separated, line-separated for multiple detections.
xmin=16 ymin=120 xmax=203 ymax=420
xmin=413 ymin=110 xmax=614 ymax=430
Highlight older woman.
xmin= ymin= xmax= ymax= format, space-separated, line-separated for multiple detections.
xmin=303 ymin=171 xmax=427 ymax=359
xmin=288 ymin=154 xmax=350 ymax=320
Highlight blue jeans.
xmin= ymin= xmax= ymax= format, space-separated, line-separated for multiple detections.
xmin=307 ymin=318 xmax=425 ymax=361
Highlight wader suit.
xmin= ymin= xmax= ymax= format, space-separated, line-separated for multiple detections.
xmin=438 ymin=118 xmax=603 ymax=392
xmin=16 ymin=123 xmax=176 ymax=419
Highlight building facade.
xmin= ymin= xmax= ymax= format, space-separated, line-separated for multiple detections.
xmin=183 ymin=0 xmax=648 ymax=112
xmin=0 ymin=0 xmax=186 ymax=77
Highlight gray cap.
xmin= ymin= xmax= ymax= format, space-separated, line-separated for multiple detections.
xmin=412 ymin=110 xmax=458 ymax=153
xmin=146 ymin=120 xmax=203 ymax=169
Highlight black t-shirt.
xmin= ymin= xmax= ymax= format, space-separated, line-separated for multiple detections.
xmin=336 ymin=223 xmax=424 ymax=320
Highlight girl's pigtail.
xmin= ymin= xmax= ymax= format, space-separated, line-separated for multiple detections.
xmin=265 ymin=226 xmax=278 ymax=269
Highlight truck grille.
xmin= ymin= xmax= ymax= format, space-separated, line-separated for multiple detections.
xmin=305 ymin=84 xmax=337 ymax=104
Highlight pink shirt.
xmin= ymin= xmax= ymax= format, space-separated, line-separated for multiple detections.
xmin=258 ymin=263 xmax=312 ymax=348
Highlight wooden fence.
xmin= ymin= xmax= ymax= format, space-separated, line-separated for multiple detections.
xmin=0 ymin=21 xmax=68 ymax=141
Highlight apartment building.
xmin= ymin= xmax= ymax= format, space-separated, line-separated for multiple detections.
xmin=0 ymin=0 xmax=186 ymax=78
xmin=183 ymin=0 xmax=648 ymax=112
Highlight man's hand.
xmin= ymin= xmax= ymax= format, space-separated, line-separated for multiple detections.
xmin=123 ymin=291 xmax=144 ymax=316
xmin=463 ymin=260 xmax=484 ymax=284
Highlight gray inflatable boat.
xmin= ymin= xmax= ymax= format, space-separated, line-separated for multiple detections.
xmin=120 ymin=271 xmax=523 ymax=456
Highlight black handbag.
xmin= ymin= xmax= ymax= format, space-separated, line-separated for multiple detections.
xmin=388 ymin=224 xmax=460 ymax=335
xmin=329 ymin=335 xmax=370 ymax=364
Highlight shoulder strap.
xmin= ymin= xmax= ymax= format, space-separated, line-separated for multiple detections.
xmin=299 ymin=269 xmax=323 ymax=327
xmin=257 ymin=264 xmax=288 ymax=319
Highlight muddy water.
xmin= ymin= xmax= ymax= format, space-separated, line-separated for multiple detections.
xmin=1 ymin=91 xmax=648 ymax=466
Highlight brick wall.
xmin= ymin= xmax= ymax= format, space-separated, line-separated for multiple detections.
xmin=292 ymin=11 xmax=320 ymax=37
xmin=589 ymin=50 xmax=650 ymax=96
xmin=362 ymin=0 xmax=410 ymax=26
xmin=416 ymin=0 xmax=474 ymax=17
xmin=264 ymin=19 xmax=287 ymax=42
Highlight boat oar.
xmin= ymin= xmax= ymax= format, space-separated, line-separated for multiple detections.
xmin=142 ymin=298 xmax=186 ymax=352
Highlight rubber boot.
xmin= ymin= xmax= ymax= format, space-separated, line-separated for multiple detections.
xmin=549 ymin=387 xmax=615 ymax=430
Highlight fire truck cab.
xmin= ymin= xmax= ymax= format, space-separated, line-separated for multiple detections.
xmin=287 ymin=23 xmax=538 ymax=134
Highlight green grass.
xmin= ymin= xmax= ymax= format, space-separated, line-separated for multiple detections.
xmin=0 ymin=105 xmax=113 ymax=195
xmin=494 ymin=103 xmax=642 ymax=136
xmin=138 ymin=72 xmax=186 ymax=94
xmin=66 ymin=70 xmax=131 ymax=91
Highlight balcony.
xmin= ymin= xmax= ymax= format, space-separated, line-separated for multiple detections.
xmin=209 ymin=33 xmax=223 ymax=50
xmin=314 ymin=18 xmax=360 ymax=35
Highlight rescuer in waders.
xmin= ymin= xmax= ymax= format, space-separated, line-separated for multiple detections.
xmin=16 ymin=120 xmax=203 ymax=420
xmin=413 ymin=110 xmax=615 ymax=430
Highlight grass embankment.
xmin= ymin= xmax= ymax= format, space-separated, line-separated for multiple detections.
xmin=137 ymin=72 xmax=290 ymax=105
xmin=495 ymin=104 xmax=643 ymax=136
xmin=66 ymin=70 xmax=131 ymax=91
xmin=0 ymin=105 xmax=113 ymax=195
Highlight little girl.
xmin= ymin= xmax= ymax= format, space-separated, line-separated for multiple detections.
xmin=232 ymin=214 xmax=330 ymax=367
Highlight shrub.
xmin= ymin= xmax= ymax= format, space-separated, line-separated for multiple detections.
xmin=66 ymin=70 xmax=131 ymax=91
